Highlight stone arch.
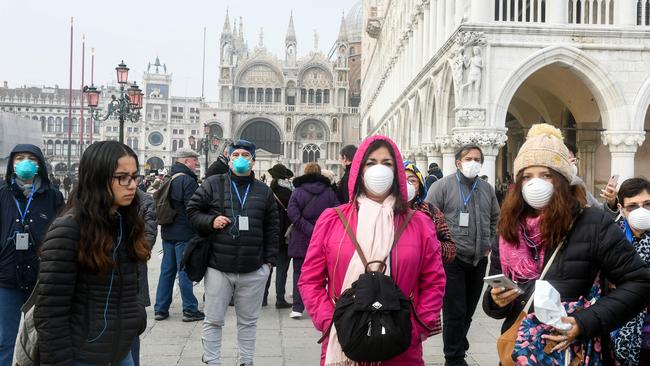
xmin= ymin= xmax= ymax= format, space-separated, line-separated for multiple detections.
xmin=146 ymin=157 xmax=165 ymax=171
xmin=422 ymin=77 xmax=436 ymax=143
xmin=236 ymin=118 xmax=283 ymax=154
xmin=411 ymin=91 xmax=423 ymax=149
xmin=439 ymin=64 xmax=457 ymax=136
xmin=633 ymin=76 xmax=650 ymax=132
xmin=493 ymin=45 xmax=626 ymax=131
xmin=234 ymin=61 xmax=285 ymax=87
xmin=294 ymin=118 xmax=330 ymax=142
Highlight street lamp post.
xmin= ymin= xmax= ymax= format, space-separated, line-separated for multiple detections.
xmin=83 ymin=61 xmax=143 ymax=144
xmin=189 ymin=124 xmax=221 ymax=177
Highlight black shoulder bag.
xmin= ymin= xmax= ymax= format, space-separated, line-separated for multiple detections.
xmin=182 ymin=175 xmax=225 ymax=282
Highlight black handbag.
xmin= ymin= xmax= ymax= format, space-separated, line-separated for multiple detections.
xmin=182 ymin=175 xmax=225 ymax=282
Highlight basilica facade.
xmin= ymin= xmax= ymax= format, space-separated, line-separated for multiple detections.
xmin=361 ymin=0 xmax=650 ymax=194
xmin=201 ymin=8 xmax=362 ymax=177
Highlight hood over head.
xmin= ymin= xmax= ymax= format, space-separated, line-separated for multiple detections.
xmin=5 ymin=144 xmax=50 ymax=186
xmin=347 ymin=135 xmax=407 ymax=203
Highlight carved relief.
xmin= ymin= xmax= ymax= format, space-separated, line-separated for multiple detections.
xmin=601 ymin=131 xmax=646 ymax=153
xmin=239 ymin=64 xmax=282 ymax=87
xmin=448 ymin=32 xmax=487 ymax=107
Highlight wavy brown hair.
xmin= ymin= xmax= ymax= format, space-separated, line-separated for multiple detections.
xmin=353 ymin=140 xmax=408 ymax=214
xmin=498 ymin=168 xmax=586 ymax=248
xmin=65 ymin=141 xmax=150 ymax=273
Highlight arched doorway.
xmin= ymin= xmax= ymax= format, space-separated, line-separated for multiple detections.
xmin=146 ymin=157 xmax=165 ymax=172
xmin=239 ymin=119 xmax=282 ymax=154
xmin=499 ymin=63 xmax=605 ymax=194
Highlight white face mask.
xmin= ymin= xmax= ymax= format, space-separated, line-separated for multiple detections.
xmin=571 ymin=163 xmax=578 ymax=177
xmin=522 ymin=178 xmax=554 ymax=209
xmin=627 ymin=208 xmax=650 ymax=232
xmin=460 ymin=161 xmax=482 ymax=179
xmin=363 ymin=164 xmax=394 ymax=196
xmin=407 ymin=183 xmax=417 ymax=202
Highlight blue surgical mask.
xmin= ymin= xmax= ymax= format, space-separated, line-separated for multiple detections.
xmin=14 ymin=159 xmax=39 ymax=180
xmin=231 ymin=156 xmax=251 ymax=175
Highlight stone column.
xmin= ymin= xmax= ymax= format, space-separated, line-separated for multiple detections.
xmin=469 ymin=0 xmax=491 ymax=22
xmin=415 ymin=150 xmax=429 ymax=176
xmin=424 ymin=143 xmax=443 ymax=169
xmin=422 ymin=2 xmax=431 ymax=61
xmin=436 ymin=136 xmax=457 ymax=175
xmin=614 ymin=0 xmax=637 ymax=26
xmin=546 ymin=0 xmax=569 ymax=24
xmin=602 ymin=131 xmax=646 ymax=182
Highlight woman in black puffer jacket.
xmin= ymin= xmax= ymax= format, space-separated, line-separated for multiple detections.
xmin=482 ymin=124 xmax=650 ymax=364
xmin=34 ymin=141 xmax=150 ymax=366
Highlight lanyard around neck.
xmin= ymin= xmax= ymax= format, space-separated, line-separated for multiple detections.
xmin=231 ymin=181 xmax=251 ymax=210
xmin=14 ymin=184 xmax=36 ymax=226
xmin=455 ymin=172 xmax=479 ymax=210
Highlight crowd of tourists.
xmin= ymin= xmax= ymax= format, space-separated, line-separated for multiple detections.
xmin=1 ymin=122 xmax=650 ymax=366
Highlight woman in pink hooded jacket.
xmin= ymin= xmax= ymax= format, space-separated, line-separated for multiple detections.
xmin=298 ymin=135 xmax=446 ymax=366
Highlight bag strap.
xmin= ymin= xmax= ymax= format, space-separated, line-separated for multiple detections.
xmin=334 ymin=207 xmax=415 ymax=273
xmin=272 ymin=193 xmax=287 ymax=211
xmin=218 ymin=175 xmax=225 ymax=215
xmin=521 ymin=210 xmax=582 ymax=313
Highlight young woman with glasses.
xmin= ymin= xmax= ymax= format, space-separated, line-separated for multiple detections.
xmin=34 ymin=141 xmax=150 ymax=365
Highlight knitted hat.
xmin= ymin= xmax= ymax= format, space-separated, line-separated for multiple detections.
xmin=513 ymin=123 xmax=573 ymax=182
xmin=228 ymin=139 xmax=257 ymax=160
xmin=403 ymin=160 xmax=427 ymax=202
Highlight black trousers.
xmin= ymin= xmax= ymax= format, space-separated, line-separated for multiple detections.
xmin=264 ymin=244 xmax=290 ymax=303
xmin=442 ymin=257 xmax=488 ymax=363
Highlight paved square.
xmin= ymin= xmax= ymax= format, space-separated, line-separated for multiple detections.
xmin=142 ymin=241 xmax=502 ymax=365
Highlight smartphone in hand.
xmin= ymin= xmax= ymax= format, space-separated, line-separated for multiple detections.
xmin=483 ymin=274 xmax=522 ymax=292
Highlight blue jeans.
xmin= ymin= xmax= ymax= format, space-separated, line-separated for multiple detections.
xmin=131 ymin=336 xmax=140 ymax=366
xmin=0 ymin=287 xmax=30 ymax=366
xmin=154 ymin=240 xmax=198 ymax=314
xmin=73 ymin=351 xmax=134 ymax=366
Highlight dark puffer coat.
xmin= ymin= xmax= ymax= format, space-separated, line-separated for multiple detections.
xmin=0 ymin=144 xmax=64 ymax=291
xmin=186 ymin=173 xmax=279 ymax=273
xmin=287 ymin=174 xmax=339 ymax=258
xmin=160 ymin=162 xmax=198 ymax=242
xmin=34 ymin=215 xmax=147 ymax=366
xmin=483 ymin=207 xmax=650 ymax=342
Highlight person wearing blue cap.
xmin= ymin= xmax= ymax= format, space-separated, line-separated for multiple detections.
xmin=187 ymin=139 xmax=279 ymax=366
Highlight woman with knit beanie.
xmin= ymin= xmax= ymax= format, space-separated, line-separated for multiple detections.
xmin=482 ymin=123 xmax=650 ymax=363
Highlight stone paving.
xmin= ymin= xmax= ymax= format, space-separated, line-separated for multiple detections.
xmin=141 ymin=241 xmax=502 ymax=365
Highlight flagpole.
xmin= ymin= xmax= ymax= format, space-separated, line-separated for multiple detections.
xmin=80 ymin=34 xmax=85 ymax=149
xmin=201 ymin=26 xmax=206 ymax=100
xmin=90 ymin=47 xmax=94 ymax=144
xmin=67 ymin=17 xmax=74 ymax=177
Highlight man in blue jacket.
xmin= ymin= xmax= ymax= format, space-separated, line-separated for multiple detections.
xmin=0 ymin=144 xmax=64 ymax=365
xmin=154 ymin=148 xmax=204 ymax=322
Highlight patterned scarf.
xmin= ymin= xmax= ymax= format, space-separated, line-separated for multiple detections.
xmin=499 ymin=216 xmax=546 ymax=283
xmin=612 ymin=218 xmax=650 ymax=364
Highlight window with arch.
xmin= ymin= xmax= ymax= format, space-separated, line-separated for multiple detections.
xmin=308 ymin=90 xmax=315 ymax=104
xmin=349 ymin=47 xmax=355 ymax=56
xmin=47 ymin=140 xmax=54 ymax=155
xmin=55 ymin=117 xmax=62 ymax=133
xmin=300 ymin=89 xmax=307 ymax=104
xmin=302 ymin=144 xmax=321 ymax=163
xmin=324 ymin=90 xmax=330 ymax=104
xmin=172 ymin=140 xmax=178 ymax=152
xmin=72 ymin=117 xmax=78 ymax=133
xmin=132 ymin=138 xmax=139 ymax=150
xmin=256 ymin=88 xmax=264 ymax=103
xmin=55 ymin=140 xmax=62 ymax=155
xmin=265 ymin=88 xmax=273 ymax=103
xmin=316 ymin=90 xmax=322 ymax=104
xmin=274 ymin=88 xmax=281 ymax=103
xmin=41 ymin=116 xmax=46 ymax=132
xmin=332 ymin=118 xmax=338 ymax=133
xmin=286 ymin=118 xmax=292 ymax=132
xmin=239 ymin=88 xmax=246 ymax=102
xmin=71 ymin=141 xmax=77 ymax=156
xmin=247 ymin=88 xmax=255 ymax=102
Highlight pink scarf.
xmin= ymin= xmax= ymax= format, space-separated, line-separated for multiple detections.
xmin=325 ymin=195 xmax=396 ymax=366
xmin=499 ymin=216 xmax=546 ymax=282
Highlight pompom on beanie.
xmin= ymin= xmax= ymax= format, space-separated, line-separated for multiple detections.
xmin=513 ymin=123 xmax=573 ymax=183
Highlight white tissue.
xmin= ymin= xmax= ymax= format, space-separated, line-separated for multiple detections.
xmin=534 ymin=280 xmax=572 ymax=331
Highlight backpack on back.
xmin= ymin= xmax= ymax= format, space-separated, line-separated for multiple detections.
xmin=318 ymin=208 xmax=432 ymax=362
xmin=153 ymin=173 xmax=185 ymax=226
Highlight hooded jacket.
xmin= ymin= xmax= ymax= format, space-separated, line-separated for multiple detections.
xmin=0 ymin=144 xmax=64 ymax=290
xmin=287 ymin=173 xmax=338 ymax=258
xmin=298 ymin=135 xmax=446 ymax=366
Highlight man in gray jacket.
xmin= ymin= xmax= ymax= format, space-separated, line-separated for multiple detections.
xmin=425 ymin=144 xmax=500 ymax=366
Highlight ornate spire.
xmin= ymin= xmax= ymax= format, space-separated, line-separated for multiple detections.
xmin=258 ymin=27 xmax=264 ymax=48
xmin=222 ymin=8 xmax=231 ymax=34
xmin=337 ymin=11 xmax=348 ymax=43
xmin=239 ymin=17 xmax=244 ymax=40
xmin=286 ymin=11 xmax=296 ymax=44
xmin=313 ymin=30 xmax=319 ymax=50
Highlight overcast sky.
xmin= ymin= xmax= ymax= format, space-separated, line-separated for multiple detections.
xmin=0 ymin=0 xmax=356 ymax=100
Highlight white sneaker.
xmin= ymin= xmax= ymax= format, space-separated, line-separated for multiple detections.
xmin=289 ymin=311 xmax=302 ymax=319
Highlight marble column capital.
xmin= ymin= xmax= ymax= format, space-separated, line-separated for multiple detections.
xmin=451 ymin=127 xmax=508 ymax=156
xmin=601 ymin=131 xmax=646 ymax=153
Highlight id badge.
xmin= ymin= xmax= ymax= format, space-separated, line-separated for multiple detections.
xmin=459 ymin=212 xmax=470 ymax=228
xmin=238 ymin=216 xmax=249 ymax=231
xmin=16 ymin=233 xmax=29 ymax=251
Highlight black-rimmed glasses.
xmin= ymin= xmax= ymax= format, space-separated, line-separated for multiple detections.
xmin=113 ymin=174 xmax=138 ymax=187
xmin=623 ymin=201 xmax=650 ymax=213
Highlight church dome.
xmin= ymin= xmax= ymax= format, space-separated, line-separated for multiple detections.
xmin=345 ymin=1 xmax=363 ymax=43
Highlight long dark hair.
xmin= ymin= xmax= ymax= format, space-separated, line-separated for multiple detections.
xmin=498 ymin=168 xmax=586 ymax=248
xmin=353 ymin=140 xmax=408 ymax=214
xmin=65 ymin=141 xmax=149 ymax=273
